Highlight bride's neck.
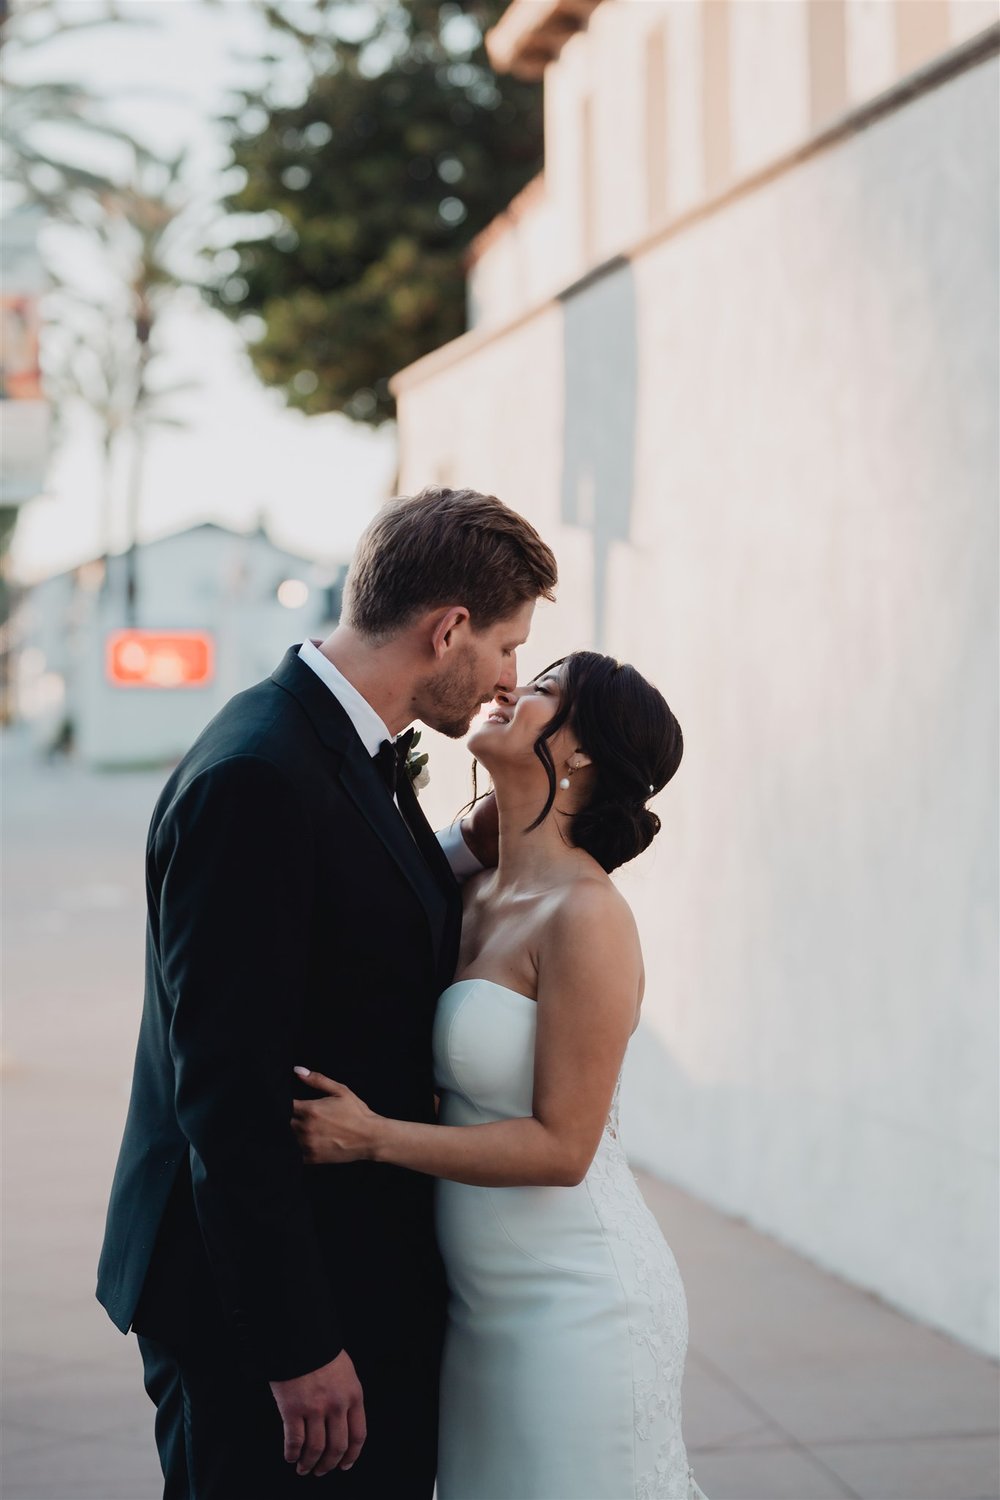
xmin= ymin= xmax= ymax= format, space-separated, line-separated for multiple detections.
xmin=490 ymin=772 xmax=580 ymax=890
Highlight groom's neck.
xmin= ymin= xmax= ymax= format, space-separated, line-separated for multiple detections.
xmin=318 ymin=625 xmax=418 ymax=737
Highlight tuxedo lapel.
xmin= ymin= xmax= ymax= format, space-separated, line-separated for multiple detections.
xmin=270 ymin=648 xmax=363 ymax=754
xmin=271 ymin=648 xmax=449 ymax=960
xmin=337 ymin=749 xmax=449 ymax=954
xmin=396 ymin=771 xmax=464 ymax=981
xmin=396 ymin=772 xmax=459 ymax=898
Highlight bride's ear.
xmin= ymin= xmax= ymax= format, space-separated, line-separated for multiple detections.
xmin=567 ymin=751 xmax=592 ymax=772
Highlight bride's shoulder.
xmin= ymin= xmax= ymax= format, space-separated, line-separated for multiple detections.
xmin=537 ymin=876 xmax=643 ymax=1007
xmin=547 ymin=873 xmax=639 ymax=952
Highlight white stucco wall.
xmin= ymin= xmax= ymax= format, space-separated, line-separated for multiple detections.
xmin=397 ymin=54 xmax=999 ymax=1356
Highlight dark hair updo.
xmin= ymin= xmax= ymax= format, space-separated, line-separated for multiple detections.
xmin=528 ymin=652 xmax=683 ymax=874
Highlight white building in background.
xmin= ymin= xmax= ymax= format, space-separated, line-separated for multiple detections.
xmin=393 ymin=0 xmax=1000 ymax=1356
xmin=16 ymin=522 xmax=344 ymax=768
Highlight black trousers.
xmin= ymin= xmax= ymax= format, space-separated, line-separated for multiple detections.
xmin=138 ymin=1334 xmax=439 ymax=1500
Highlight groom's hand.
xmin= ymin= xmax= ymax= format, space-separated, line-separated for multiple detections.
xmin=269 ymin=1349 xmax=366 ymax=1477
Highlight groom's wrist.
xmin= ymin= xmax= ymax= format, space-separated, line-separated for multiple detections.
xmin=369 ymin=1114 xmax=396 ymax=1165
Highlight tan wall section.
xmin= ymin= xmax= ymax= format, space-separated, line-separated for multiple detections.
xmin=808 ymin=0 xmax=849 ymax=127
xmin=898 ymin=0 xmax=953 ymax=73
xmin=701 ymin=0 xmax=733 ymax=193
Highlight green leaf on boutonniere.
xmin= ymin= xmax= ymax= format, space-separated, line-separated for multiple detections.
xmin=406 ymin=730 xmax=430 ymax=793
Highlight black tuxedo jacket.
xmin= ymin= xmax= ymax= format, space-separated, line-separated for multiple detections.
xmin=97 ymin=648 xmax=461 ymax=1381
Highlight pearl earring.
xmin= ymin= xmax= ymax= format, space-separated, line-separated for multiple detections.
xmin=559 ymin=776 xmax=571 ymax=791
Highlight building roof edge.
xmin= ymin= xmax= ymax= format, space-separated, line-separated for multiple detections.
xmin=486 ymin=0 xmax=601 ymax=79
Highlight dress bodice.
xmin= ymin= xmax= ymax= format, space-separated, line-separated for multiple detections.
xmin=433 ymin=976 xmax=623 ymax=1142
xmin=433 ymin=978 xmax=537 ymax=1121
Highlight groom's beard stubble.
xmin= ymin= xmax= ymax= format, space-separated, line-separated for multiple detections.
xmin=419 ymin=649 xmax=485 ymax=739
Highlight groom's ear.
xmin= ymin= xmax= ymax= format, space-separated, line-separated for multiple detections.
xmin=429 ymin=606 xmax=471 ymax=659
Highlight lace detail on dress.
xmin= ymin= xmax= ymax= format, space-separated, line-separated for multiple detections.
xmin=587 ymin=1076 xmax=707 ymax=1500
xmin=604 ymin=1074 xmax=623 ymax=1141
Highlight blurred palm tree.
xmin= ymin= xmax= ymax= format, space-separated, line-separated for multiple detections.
xmin=0 ymin=0 xmax=140 ymax=214
xmin=44 ymin=267 xmax=196 ymax=575
xmin=0 ymin=0 xmax=135 ymax=627
xmin=92 ymin=152 xmax=203 ymax=621
xmin=41 ymin=150 xmax=205 ymax=621
xmin=1 ymin=1 xmax=202 ymax=622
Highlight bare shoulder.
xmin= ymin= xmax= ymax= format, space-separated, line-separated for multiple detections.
xmin=544 ymin=874 xmax=640 ymax=965
xmin=534 ymin=874 xmax=643 ymax=1026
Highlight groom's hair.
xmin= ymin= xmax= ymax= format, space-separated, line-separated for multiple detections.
xmin=343 ymin=485 xmax=558 ymax=638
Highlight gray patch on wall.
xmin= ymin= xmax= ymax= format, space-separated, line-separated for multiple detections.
xmin=560 ymin=257 xmax=638 ymax=649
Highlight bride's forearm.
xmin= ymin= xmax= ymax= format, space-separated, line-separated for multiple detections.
xmin=371 ymin=1114 xmax=586 ymax=1188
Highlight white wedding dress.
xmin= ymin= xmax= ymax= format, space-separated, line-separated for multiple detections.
xmin=433 ymin=978 xmax=707 ymax=1500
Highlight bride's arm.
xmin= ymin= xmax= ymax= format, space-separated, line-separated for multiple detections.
xmin=292 ymin=882 xmax=641 ymax=1188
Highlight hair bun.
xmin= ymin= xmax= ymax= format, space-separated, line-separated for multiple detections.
xmin=573 ymin=798 xmax=660 ymax=874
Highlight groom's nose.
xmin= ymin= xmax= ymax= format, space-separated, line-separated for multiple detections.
xmin=495 ymin=657 xmax=517 ymax=694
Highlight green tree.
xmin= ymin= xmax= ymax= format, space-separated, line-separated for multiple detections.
xmin=211 ymin=0 xmax=542 ymax=425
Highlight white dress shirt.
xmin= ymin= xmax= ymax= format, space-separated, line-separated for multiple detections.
xmin=297 ymin=640 xmax=483 ymax=880
xmin=298 ymin=638 xmax=392 ymax=758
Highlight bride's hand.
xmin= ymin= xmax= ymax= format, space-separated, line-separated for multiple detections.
xmin=291 ymin=1068 xmax=381 ymax=1164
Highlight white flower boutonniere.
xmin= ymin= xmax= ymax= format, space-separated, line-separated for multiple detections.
xmin=405 ymin=730 xmax=430 ymax=794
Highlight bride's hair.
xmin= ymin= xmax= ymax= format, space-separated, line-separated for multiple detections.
xmin=527 ymin=652 xmax=683 ymax=873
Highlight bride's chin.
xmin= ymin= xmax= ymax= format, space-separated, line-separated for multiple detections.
xmin=466 ymin=729 xmax=494 ymax=764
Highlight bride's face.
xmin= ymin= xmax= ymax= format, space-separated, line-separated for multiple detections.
xmin=468 ymin=664 xmax=576 ymax=776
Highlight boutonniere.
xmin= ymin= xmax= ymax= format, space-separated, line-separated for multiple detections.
xmin=405 ymin=730 xmax=430 ymax=794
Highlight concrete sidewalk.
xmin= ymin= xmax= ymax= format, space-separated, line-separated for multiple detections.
xmin=3 ymin=743 xmax=998 ymax=1499
xmin=640 ymin=1172 xmax=999 ymax=1500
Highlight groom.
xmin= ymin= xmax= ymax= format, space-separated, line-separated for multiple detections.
xmin=97 ymin=486 xmax=558 ymax=1497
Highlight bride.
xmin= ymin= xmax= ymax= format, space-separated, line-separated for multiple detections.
xmin=292 ymin=650 xmax=707 ymax=1500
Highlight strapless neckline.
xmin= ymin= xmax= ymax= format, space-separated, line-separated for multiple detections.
xmin=442 ymin=977 xmax=537 ymax=1006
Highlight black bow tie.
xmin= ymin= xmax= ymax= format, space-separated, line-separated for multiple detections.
xmin=372 ymin=728 xmax=415 ymax=796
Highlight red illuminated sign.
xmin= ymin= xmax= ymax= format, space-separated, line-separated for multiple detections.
xmin=106 ymin=631 xmax=215 ymax=689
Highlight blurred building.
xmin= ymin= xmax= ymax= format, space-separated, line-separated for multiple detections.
xmin=15 ymin=522 xmax=344 ymax=768
xmin=392 ymin=0 xmax=1000 ymax=1355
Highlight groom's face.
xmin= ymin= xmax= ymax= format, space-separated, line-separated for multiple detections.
xmin=420 ymin=600 xmax=535 ymax=739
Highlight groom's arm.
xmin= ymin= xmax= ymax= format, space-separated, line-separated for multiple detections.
xmin=155 ymin=755 xmax=340 ymax=1381
xmin=436 ymin=791 xmax=499 ymax=876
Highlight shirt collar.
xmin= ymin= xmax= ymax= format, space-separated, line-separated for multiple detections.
xmin=297 ymin=639 xmax=394 ymax=758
